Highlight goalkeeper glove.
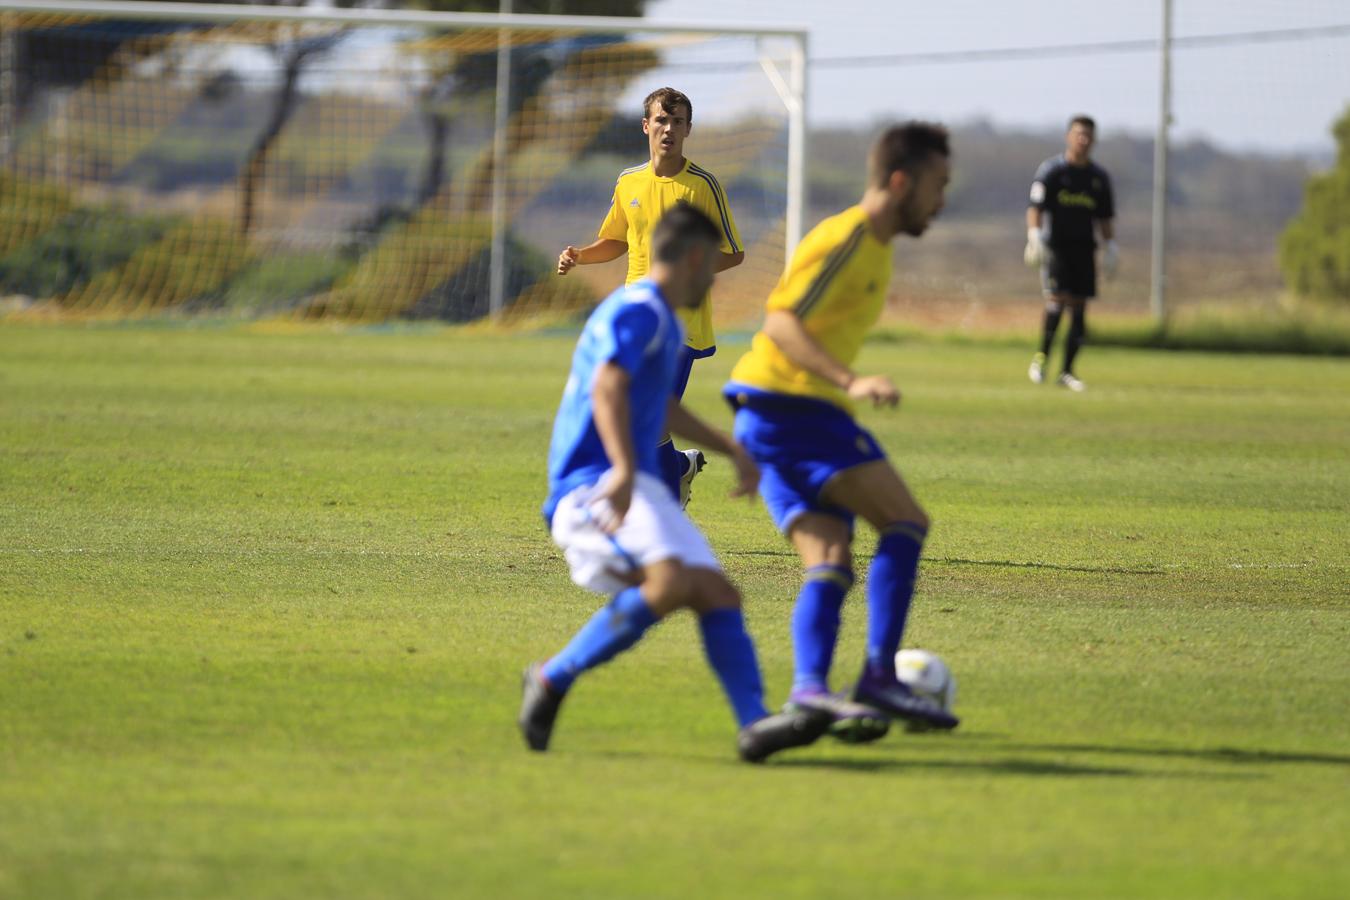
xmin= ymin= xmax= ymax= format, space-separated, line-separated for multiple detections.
xmin=1023 ymin=228 xmax=1044 ymax=268
xmin=1102 ymin=240 xmax=1120 ymax=279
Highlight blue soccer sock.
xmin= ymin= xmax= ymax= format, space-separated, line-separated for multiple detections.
xmin=698 ymin=608 xmax=769 ymax=728
xmin=541 ymin=587 xmax=659 ymax=694
xmin=791 ymin=565 xmax=854 ymax=694
xmin=656 ymin=437 xmax=688 ymax=500
xmin=865 ymin=523 xmax=927 ymax=675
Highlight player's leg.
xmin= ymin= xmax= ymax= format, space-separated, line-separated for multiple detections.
xmin=785 ymin=514 xmax=853 ymax=696
xmin=784 ymin=513 xmax=891 ymax=743
xmin=657 ymin=347 xmax=705 ymax=507
xmin=521 ymin=475 xmax=676 ymax=751
xmin=821 ymin=460 xmax=958 ymax=730
xmin=1058 ymin=294 xmax=1088 ymax=390
xmin=652 ymin=530 xmax=831 ymax=762
xmin=1031 ymin=250 xmax=1066 ymax=383
xmin=521 ymin=560 xmax=723 ymax=752
xmin=1031 ymin=298 xmax=1064 ymax=384
xmin=524 ymin=473 xmax=827 ymax=757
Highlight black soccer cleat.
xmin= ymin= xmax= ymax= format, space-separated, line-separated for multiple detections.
xmin=852 ymin=671 xmax=960 ymax=732
xmin=737 ymin=706 xmax=832 ymax=763
xmin=518 ymin=663 xmax=566 ymax=752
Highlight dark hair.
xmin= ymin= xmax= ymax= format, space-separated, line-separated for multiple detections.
xmin=643 ymin=87 xmax=693 ymax=124
xmin=868 ymin=122 xmax=950 ymax=187
xmin=1069 ymin=114 xmax=1097 ymax=132
xmin=651 ymin=202 xmax=721 ymax=264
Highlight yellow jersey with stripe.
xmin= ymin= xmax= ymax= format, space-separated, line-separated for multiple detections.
xmin=728 ymin=205 xmax=890 ymax=414
xmin=598 ymin=158 xmax=741 ymax=356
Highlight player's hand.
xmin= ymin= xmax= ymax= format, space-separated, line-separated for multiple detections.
xmin=1102 ymin=240 xmax=1120 ymax=280
xmin=1023 ymin=228 xmax=1044 ymax=268
xmin=847 ymin=374 xmax=900 ymax=409
xmin=557 ymin=245 xmax=579 ymax=276
xmin=589 ymin=469 xmax=634 ymax=533
xmin=726 ymin=443 xmax=760 ymax=500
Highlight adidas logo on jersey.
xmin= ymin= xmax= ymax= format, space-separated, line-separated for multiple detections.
xmin=629 ymin=198 xmax=640 ymax=207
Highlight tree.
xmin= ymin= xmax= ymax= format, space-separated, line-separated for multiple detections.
xmin=406 ymin=0 xmax=648 ymax=210
xmin=1279 ymin=106 xmax=1350 ymax=303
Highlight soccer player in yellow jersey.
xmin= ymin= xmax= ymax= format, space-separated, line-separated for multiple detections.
xmin=557 ymin=87 xmax=744 ymax=509
xmin=724 ymin=123 xmax=959 ymax=738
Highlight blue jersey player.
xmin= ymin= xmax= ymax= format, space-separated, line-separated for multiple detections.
xmin=520 ymin=204 xmax=830 ymax=763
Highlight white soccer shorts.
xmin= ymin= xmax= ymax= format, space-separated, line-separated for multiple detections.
xmin=551 ymin=471 xmax=721 ymax=595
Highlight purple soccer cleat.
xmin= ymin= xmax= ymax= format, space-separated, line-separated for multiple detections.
xmin=851 ymin=666 xmax=960 ymax=731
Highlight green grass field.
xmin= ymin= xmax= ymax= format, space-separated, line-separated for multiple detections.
xmin=2 ymin=323 xmax=1348 ymax=899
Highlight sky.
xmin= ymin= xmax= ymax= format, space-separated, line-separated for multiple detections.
xmin=645 ymin=0 xmax=1350 ymax=154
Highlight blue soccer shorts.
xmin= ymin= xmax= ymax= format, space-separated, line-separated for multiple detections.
xmin=724 ymin=386 xmax=887 ymax=534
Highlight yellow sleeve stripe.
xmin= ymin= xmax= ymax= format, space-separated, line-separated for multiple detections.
xmin=792 ymin=223 xmax=867 ymax=319
xmin=687 ymin=163 xmax=741 ymax=254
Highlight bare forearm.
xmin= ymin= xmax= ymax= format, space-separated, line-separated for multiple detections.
xmin=1098 ymin=219 xmax=1114 ymax=241
xmin=576 ymin=239 xmax=628 ymax=265
xmin=592 ymin=364 xmax=637 ymax=476
xmin=1026 ymin=207 xmax=1042 ymax=230
xmin=761 ymin=310 xmax=854 ymax=389
xmin=666 ymin=399 xmax=736 ymax=457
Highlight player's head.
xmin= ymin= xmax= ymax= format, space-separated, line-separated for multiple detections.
xmin=1066 ymin=115 xmax=1096 ymax=160
xmin=642 ymin=87 xmax=692 ymax=164
xmin=868 ymin=122 xmax=951 ymax=238
xmin=648 ymin=202 xmax=721 ymax=308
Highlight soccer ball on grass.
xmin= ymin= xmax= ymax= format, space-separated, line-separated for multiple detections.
xmin=894 ymin=648 xmax=956 ymax=732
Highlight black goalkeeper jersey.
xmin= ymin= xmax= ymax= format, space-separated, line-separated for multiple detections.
xmin=1029 ymin=155 xmax=1114 ymax=249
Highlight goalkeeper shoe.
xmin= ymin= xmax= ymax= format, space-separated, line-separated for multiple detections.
xmin=1056 ymin=372 xmax=1086 ymax=392
xmin=1028 ymin=352 xmax=1046 ymax=384
xmin=786 ymin=688 xmax=890 ymax=745
xmin=678 ymin=449 xmax=706 ymax=509
xmin=737 ymin=706 xmax=832 ymax=763
xmin=853 ymin=667 xmax=959 ymax=732
xmin=518 ymin=663 xmax=566 ymax=752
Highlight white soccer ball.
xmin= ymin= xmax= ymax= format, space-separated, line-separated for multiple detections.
xmin=894 ymin=649 xmax=956 ymax=730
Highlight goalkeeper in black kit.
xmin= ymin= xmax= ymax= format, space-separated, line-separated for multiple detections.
xmin=1024 ymin=115 xmax=1117 ymax=392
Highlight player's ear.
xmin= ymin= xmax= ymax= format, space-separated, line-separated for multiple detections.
xmin=888 ymin=168 xmax=910 ymax=197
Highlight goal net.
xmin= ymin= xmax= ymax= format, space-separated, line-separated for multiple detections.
xmin=0 ymin=2 xmax=805 ymax=325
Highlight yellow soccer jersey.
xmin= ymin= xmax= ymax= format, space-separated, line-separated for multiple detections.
xmin=597 ymin=158 xmax=741 ymax=356
xmin=729 ymin=205 xmax=890 ymax=413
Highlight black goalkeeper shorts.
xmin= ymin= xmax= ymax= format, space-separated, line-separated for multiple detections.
xmin=1041 ymin=244 xmax=1097 ymax=299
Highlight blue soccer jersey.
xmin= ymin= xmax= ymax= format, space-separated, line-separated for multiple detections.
xmin=544 ymin=280 xmax=684 ymax=523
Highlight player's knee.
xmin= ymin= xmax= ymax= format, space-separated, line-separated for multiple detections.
xmin=1044 ymin=300 xmax=1064 ymax=315
xmin=640 ymin=561 xmax=693 ymax=615
xmin=686 ymin=570 xmax=741 ymax=614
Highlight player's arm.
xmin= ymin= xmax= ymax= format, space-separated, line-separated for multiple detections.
xmin=1025 ymin=163 xmax=1052 ymax=266
xmin=665 ymin=398 xmax=758 ymax=499
xmin=588 ymin=361 xmax=638 ymax=530
xmin=761 ymin=309 xmax=899 ymax=409
xmin=560 ymin=181 xmax=631 ymax=275
xmin=558 ymin=238 xmax=627 ymax=275
xmin=698 ymin=172 xmax=745 ymax=274
xmin=1097 ymin=173 xmax=1118 ymax=277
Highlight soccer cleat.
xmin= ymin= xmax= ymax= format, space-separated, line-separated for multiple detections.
xmin=1028 ymin=352 xmax=1046 ymax=384
xmin=1056 ymin=372 xmax=1086 ymax=392
xmin=678 ymin=449 xmax=706 ymax=508
xmin=737 ymin=706 xmax=832 ymax=763
xmin=786 ymin=688 xmax=891 ymax=745
xmin=518 ymin=662 xmax=566 ymax=752
xmin=852 ymin=669 xmax=960 ymax=732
